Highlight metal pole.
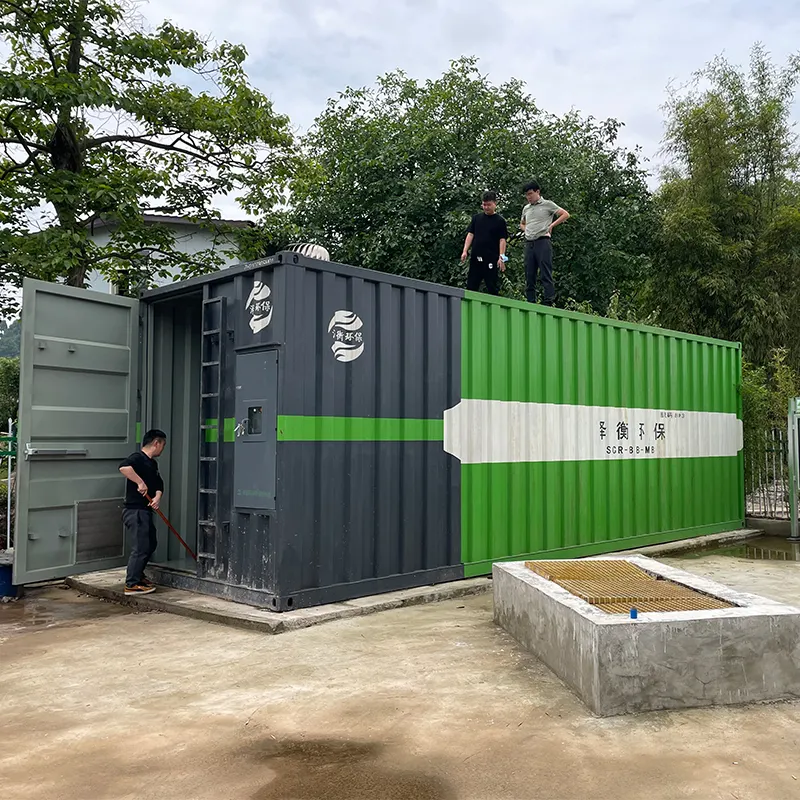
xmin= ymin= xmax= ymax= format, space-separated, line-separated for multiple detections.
xmin=5 ymin=418 xmax=11 ymax=551
xmin=788 ymin=399 xmax=800 ymax=542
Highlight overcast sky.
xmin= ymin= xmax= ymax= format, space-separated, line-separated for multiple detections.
xmin=3 ymin=0 xmax=799 ymax=317
xmin=146 ymin=0 xmax=800 ymax=204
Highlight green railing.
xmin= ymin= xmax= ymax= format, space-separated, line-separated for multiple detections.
xmin=1 ymin=423 xmax=15 ymax=550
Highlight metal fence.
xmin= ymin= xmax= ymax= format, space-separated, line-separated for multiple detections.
xmin=745 ymin=427 xmax=789 ymax=520
xmin=1 ymin=418 xmax=15 ymax=550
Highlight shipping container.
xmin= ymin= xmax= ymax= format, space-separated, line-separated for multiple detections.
xmin=12 ymin=252 xmax=744 ymax=609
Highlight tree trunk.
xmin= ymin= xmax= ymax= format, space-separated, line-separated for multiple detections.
xmin=49 ymin=0 xmax=90 ymax=289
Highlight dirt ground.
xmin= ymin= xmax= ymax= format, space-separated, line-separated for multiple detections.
xmin=1 ymin=574 xmax=799 ymax=800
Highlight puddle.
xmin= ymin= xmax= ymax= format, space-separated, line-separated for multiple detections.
xmin=675 ymin=535 xmax=800 ymax=562
xmin=0 ymin=585 xmax=129 ymax=635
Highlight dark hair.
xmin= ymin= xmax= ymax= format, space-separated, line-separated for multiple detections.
xmin=482 ymin=191 xmax=497 ymax=202
xmin=143 ymin=429 xmax=167 ymax=447
xmin=523 ymin=181 xmax=541 ymax=193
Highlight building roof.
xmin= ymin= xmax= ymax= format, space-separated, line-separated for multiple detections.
xmin=88 ymin=214 xmax=255 ymax=231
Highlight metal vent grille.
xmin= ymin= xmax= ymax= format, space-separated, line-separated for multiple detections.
xmin=525 ymin=559 xmax=733 ymax=614
xmin=76 ymin=498 xmax=125 ymax=563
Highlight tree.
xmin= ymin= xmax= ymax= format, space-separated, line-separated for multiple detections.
xmin=290 ymin=58 xmax=654 ymax=312
xmin=649 ymin=44 xmax=800 ymax=365
xmin=0 ymin=357 xmax=19 ymax=423
xmin=234 ymin=210 xmax=302 ymax=262
xmin=0 ymin=0 xmax=296 ymax=316
xmin=0 ymin=319 xmax=20 ymax=357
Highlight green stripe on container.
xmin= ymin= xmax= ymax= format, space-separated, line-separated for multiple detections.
xmin=135 ymin=422 xmax=142 ymax=444
xmin=223 ymin=417 xmax=236 ymax=442
xmin=204 ymin=418 xmax=236 ymax=443
xmin=278 ymin=415 xmax=444 ymax=442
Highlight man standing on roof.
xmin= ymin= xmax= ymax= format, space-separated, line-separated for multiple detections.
xmin=460 ymin=191 xmax=509 ymax=296
xmin=119 ymin=429 xmax=167 ymax=596
xmin=520 ymin=181 xmax=570 ymax=306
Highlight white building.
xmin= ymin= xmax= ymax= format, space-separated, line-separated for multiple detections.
xmin=86 ymin=214 xmax=253 ymax=294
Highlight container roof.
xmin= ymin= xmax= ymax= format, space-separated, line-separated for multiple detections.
xmin=139 ymin=251 xmax=740 ymax=349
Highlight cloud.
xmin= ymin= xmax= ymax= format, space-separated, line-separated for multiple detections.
xmin=4 ymin=0 xmax=799 ymax=314
xmin=146 ymin=0 xmax=800 ymax=184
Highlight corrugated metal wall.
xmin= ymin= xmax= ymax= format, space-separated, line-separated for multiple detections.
xmin=147 ymin=298 xmax=201 ymax=567
xmin=142 ymin=252 xmax=745 ymax=609
xmin=275 ymin=264 xmax=463 ymax=603
xmin=195 ymin=259 xmax=464 ymax=607
xmin=456 ymin=293 xmax=744 ymax=576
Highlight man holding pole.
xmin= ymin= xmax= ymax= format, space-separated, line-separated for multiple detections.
xmin=119 ymin=429 xmax=167 ymax=595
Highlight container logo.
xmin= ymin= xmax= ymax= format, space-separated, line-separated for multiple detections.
xmin=246 ymin=280 xmax=273 ymax=333
xmin=328 ymin=310 xmax=364 ymax=362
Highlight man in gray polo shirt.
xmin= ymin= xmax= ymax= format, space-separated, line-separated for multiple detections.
xmin=520 ymin=181 xmax=570 ymax=305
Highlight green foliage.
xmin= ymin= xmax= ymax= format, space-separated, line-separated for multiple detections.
xmin=0 ymin=319 xmax=20 ymax=357
xmin=650 ymin=44 xmax=800 ymax=366
xmin=234 ymin=211 xmax=302 ymax=261
xmin=290 ymin=57 xmax=654 ymax=312
xmin=0 ymin=357 xmax=19 ymax=424
xmin=0 ymin=0 xmax=297 ymax=315
xmin=740 ymin=348 xmax=799 ymax=492
xmin=562 ymin=290 xmax=658 ymax=326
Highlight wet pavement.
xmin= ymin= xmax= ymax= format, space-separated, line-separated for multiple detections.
xmin=675 ymin=535 xmax=800 ymax=562
xmin=0 ymin=583 xmax=132 ymax=641
xmin=660 ymin=538 xmax=800 ymax=608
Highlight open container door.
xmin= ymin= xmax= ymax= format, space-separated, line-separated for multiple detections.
xmin=13 ymin=279 xmax=140 ymax=584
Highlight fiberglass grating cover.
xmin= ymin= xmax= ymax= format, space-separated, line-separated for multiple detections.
xmin=524 ymin=559 xmax=733 ymax=614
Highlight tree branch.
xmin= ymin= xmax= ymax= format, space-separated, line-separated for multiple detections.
xmin=82 ymin=130 xmax=264 ymax=171
xmin=1 ymin=114 xmax=48 ymax=177
xmin=39 ymin=29 xmax=59 ymax=77
xmin=0 ymin=135 xmax=48 ymax=152
xmin=66 ymin=0 xmax=87 ymax=76
xmin=83 ymin=132 xmax=191 ymax=152
xmin=0 ymin=149 xmax=41 ymax=179
xmin=0 ymin=0 xmax=34 ymax=19
xmin=88 ymin=247 xmax=202 ymax=266
xmin=1 ymin=101 xmax=49 ymax=163
xmin=81 ymin=132 xmax=254 ymax=168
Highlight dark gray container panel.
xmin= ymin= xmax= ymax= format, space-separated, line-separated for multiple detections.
xmin=234 ymin=264 xmax=288 ymax=350
xmin=143 ymin=252 xmax=467 ymax=609
xmin=233 ymin=350 xmax=278 ymax=511
xmin=196 ymin=267 xmax=286 ymax=592
xmin=279 ymin=261 xmax=461 ymax=419
xmin=274 ymin=441 xmax=461 ymax=606
xmin=271 ymin=259 xmax=464 ymax=608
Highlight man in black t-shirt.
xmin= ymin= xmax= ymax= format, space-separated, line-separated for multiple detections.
xmin=460 ymin=191 xmax=509 ymax=295
xmin=119 ymin=429 xmax=167 ymax=595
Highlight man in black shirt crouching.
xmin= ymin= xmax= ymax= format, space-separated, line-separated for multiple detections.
xmin=460 ymin=191 xmax=509 ymax=295
xmin=119 ymin=429 xmax=167 ymax=595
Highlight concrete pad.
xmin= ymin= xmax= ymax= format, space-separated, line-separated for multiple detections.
xmin=494 ymin=556 xmax=800 ymax=716
xmin=66 ymin=569 xmax=492 ymax=633
xmin=4 ymin=586 xmax=800 ymax=800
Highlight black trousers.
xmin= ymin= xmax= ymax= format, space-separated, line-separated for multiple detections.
xmin=123 ymin=508 xmax=157 ymax=586
xmin=524 ymin=238 xmax=555 ymax=304
xmin=466 ymin=257 xmax=500 ymax=295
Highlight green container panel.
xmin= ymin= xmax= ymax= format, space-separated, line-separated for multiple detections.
xmin=458 ymin=292 xmax=744 ymax=576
